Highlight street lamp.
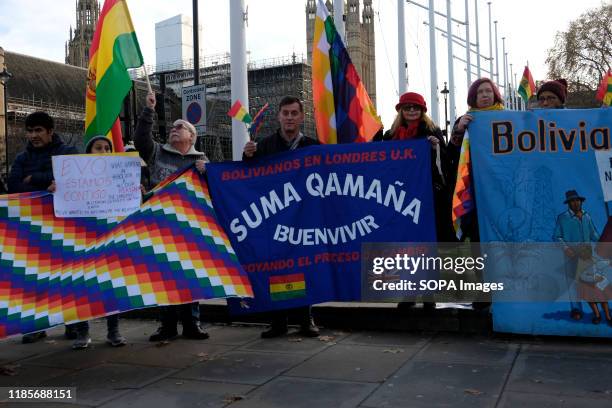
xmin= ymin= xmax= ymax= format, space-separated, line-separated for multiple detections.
xmin=0 ymin=66 xmax=12 ymax=187
xmin=440 ymin=82 xmax=450 ymax=142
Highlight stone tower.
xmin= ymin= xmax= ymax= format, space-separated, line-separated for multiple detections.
xmin=306 ymin=0 xmax=376 ymax=106
xmin=65 ymin=0 xmax=100 ymax=68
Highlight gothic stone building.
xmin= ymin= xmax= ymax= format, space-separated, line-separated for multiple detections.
xmin=65 ymin=0 xmax=100 ymax=68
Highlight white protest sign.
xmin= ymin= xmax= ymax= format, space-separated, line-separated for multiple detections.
xmin=52 ymin=153 xmax=142 ymax=218
xmin=595 ymin=150 xmax=612 ymax=202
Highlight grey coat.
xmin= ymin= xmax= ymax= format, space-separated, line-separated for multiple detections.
xmin=134 ymin=107 xmax=207 ymax=188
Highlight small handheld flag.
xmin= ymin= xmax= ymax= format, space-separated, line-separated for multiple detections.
xmin=228 ymin=100 xmax=252 ymax=124
xmin=517 ymin=66 xmax=536 ymax=104
xmin=595 ymin=70 xmax=612 ymax=106
xmin=249 ymin=103 xmax=270 ymax=138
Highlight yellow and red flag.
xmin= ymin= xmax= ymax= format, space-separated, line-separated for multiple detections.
xmin=85 ymin=0 xmax=144 ymax=152
xmin=596 ymin=70 xmax=612 ymax=106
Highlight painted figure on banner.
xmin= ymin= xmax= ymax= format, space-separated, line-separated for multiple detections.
xmin=553 ymin=190 xmax=609 ymax=324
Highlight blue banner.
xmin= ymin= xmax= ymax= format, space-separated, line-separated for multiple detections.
xmin=206 ymin=140 xmax=436 ymax=313
xmin=470 ymin=108 xmax=612 ymax=337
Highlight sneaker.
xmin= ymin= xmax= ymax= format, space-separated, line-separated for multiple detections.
xmin=261 ymin=325 xmax=289 ymax=339
xmin=107 ymin=331 xmax=127 ymax=347
xmin=149 ymin=326 xmax=178 ymax=342
xmin=22 ymin=331 xmax=47 ymax=344
xmin=297 ymin=321 xmax=320 ymax=338
xmin=182 ymin=324 xmax=210 ymax=340
xmin=72 ymin=332 xmax=91 ymax=350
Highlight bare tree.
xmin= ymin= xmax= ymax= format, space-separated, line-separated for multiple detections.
xmin=546 ymin=3 xmax=612 ymax=91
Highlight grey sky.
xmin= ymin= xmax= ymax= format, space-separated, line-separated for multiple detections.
xmin=0 ymin=0 xmax=607 ymax=129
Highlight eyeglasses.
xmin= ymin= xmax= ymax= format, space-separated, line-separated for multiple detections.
xmin=538 ymin=95 xmax=559 ymax=103
xmin=401 ymin=105 xmax=422 ymax=112
xmin=172 ymin=123 xmax=187 ymax=130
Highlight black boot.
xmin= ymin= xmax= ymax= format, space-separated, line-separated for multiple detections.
xmin=182 ymin=323 xmax=210 ymax=340
xmin=149 ymin=326 xmax=178 ymax=342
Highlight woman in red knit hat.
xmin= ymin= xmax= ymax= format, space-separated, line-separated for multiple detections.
xmin=536 ymin=79 xmax=568 ymax=109
xmin=378 ymin=91 xmax=454 ymax=311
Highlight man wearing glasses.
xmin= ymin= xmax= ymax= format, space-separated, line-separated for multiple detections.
xmin=135 ymin=92 xmax=209 ymax=342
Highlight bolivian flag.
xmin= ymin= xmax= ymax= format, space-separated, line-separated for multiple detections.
xmin=85 ymin=0 xmax=144 ymax=152
xmin=228 ymin=100 xmax=252 ymax=124
xmin=517 ymin=66 xmax=536 ymax=104
xmin=269 ymin=273 xmax=306 ymax=301
xmin=596 ymin=70 xmax=612 ymax=106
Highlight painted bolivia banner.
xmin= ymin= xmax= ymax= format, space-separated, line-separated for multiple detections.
xmin=206 ymin=140 xmax=436 ymax=313
xmin=470 ymin=108 xmax=612 ymax=337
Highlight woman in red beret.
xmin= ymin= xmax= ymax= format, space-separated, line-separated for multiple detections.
xmin=378 ymin=91 xmax=454 ymax=311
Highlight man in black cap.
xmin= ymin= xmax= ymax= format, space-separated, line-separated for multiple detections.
xmin=553 ymin=190 xmax=600 ymax=320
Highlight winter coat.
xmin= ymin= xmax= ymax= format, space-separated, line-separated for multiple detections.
xmin=446 ymin=115 xmax=479 ymax=241
xmin=8 ymin=134 xmax=78 ymax=193
xmin=243 ymin=129 xmax=320 ymax=160
xmin=377 ymin=122 xmax=455 ymax=241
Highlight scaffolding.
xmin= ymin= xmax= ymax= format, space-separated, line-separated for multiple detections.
xmin=143 ymin=53 xmax=315 ymax=162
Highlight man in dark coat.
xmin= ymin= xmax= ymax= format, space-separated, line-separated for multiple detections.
xmin=8 ymin=112 xmax=78 ymax=193
xmin=243 ymin=96 xmax=320 ymax=338
xmin=8 ymin=111 xmax=78 ymax=343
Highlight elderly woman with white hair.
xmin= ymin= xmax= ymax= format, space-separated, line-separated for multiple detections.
xmin=134 ymin=92 xmax=209 ymax=342
xmin=135 ymin=92 xmax=207 ymax=188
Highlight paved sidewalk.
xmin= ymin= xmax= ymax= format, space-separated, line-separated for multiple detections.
xmin=1 ymin=319 xmax=612 ymax=407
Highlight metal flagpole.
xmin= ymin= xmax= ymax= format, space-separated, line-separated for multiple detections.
xmin=494 ymin=20 xmax=499 ymax=85
xmin=464 ymin=0 xmax=472 ymax=87
xmin=398 ymin=0 xmax=407 ymax=94
xmin=230 ymin=0 xmax=249 ymax=160
xmin=502 ymin=37 xmax=507 ymax=102
xmin=334 ymin=0 xmax=345 ymax=42
xmin=428 ymin=0 xmax=440 ymax=124
xmin=474 ymin=0 xmax=481 ymax=77
xmin=487 ymin=1 xmax=493 ymax=79
xmin=446 ymin=0 xmax=456 ymax=128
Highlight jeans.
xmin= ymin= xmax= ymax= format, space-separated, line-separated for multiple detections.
xmin=67 ymin=315 xmax=120 ymax=334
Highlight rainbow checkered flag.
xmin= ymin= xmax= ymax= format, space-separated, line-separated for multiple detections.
xmin=452 ymin=131 xmax=475 ymax=240
xmin=0 ymin=167 xmax=253 ymax=338
xmin=312 ymin=0 xmax=382 ymax=143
